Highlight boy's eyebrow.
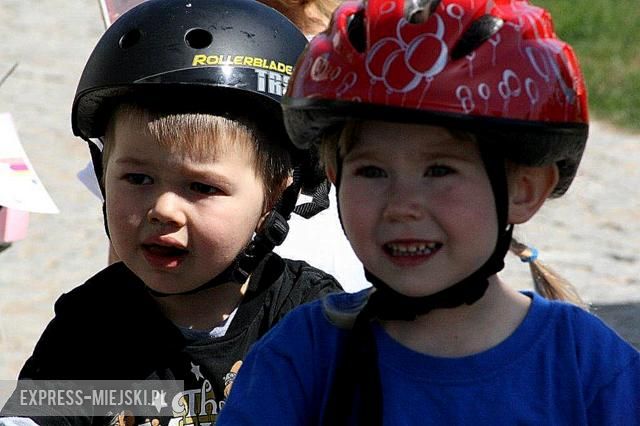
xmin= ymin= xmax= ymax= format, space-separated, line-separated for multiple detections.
xmin=113 ymin=156 xmax=148 ymax=166
xmin=114 ymin=156 xmax=223 ymax=176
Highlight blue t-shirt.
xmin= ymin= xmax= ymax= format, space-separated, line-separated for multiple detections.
xmin=218 ymin=291 xmax=640 ymax=425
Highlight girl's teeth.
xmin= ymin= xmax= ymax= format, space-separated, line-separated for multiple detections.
xmin=386 ymin=242 xmax=439 ymax=256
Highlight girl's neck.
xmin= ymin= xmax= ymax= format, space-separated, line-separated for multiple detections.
xmin=153 ymin=281 xmax=248 ymax=331
xmin=381 ymin=276 xmax=531 ymax=358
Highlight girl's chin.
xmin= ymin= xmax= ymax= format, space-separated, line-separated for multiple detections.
xmin=366 ymin=271 xmax=451 ymax=298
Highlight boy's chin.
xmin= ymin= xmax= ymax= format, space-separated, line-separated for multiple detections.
xmin=134 ymin=270 xmax=202 ymax=296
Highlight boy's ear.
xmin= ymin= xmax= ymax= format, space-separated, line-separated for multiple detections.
xmin=256 ymin=175 xmax=293 ymax=231
xmin=326 ymin=165 xmax=337 ymax=185
xmin=256 ymin=208 xmax=270 ymax=232
xmin=507 ymin=163 xmax=559 ymax=224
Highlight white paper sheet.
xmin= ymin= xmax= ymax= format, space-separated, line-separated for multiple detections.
xmin=0 ymin=113 xmax=59 ymax=214
xmin=98 ymin=0 xmax=147 ymax=28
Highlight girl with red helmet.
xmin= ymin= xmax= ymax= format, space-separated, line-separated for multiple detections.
xmin=218 ymin=0 xmax=640 ymax=424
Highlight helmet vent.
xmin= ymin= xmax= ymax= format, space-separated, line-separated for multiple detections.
xmin=405 ymin=0 xmax=442 ymax=24
xmin=185 ymin=28 xmax=213 ymax=49
xmin=119 ymin=29 xmax=142 ymax=49
xmin=347 ymin=10 xmax=366 ymax=53
xmin=450 ymin=15 xmax=504 ymax=60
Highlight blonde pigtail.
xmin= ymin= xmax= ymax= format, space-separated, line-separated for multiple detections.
xmin=510 ymin=238 xmax=589 ymax=310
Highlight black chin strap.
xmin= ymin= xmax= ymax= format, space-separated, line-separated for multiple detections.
xmin=324 ymin=143 xmax=513 ymax=425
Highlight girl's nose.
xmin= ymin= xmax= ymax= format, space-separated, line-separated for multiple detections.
xmin=147 ymin=192 xmax=187 ymax=227
xmin=382 ymin=180 xmax=425 ymax=222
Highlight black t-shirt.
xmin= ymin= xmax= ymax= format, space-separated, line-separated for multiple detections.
xmin=1 ymin=254 xmax=342 ymax=425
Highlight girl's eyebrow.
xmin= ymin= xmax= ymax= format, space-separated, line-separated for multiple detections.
xmin=342 ymin=145 xmax=381 ymax=162
xmin=417 ymin=150 xmax=476 ymax=163
xmin=345 ymin=144 xmax=476 ymax=163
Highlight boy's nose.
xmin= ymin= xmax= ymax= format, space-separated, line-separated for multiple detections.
xmin=147 ymin=192 xmax=187 ymax=227
xmin=382 ymin=181 xmax=425 ymax=222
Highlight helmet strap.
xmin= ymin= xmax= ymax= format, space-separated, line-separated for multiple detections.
xmin=325 ymin=142 xmax=513 ymax=424
xmin=88 ymin=138 xmax=106 ymax=198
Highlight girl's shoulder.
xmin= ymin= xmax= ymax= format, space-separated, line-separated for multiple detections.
xmin=530 ymin=292 xmax=629 ymax=342
xmin=527 ymin=292 xmax=639 ymax=370
xmin=322 ymin=288 xmax=374 ymax=329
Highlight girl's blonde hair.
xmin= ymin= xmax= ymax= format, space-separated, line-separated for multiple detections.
xmin=103 ymin=104 xmax=291 ymax=210
xmin=510 ymin=238 xmax=588 ymax=309
xmin=320 ymin=121 xmax=588 ymax=309
xmin=266 ymin=0 xmax=340 ymax=35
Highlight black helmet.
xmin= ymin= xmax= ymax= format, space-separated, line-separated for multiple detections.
xmin=72 ymin=0 xmax=317 ymax=295
xmin=72 ymin=0 xmax=306 ymax=143
xmin=72 ymin=0 xmax=307 ymax=143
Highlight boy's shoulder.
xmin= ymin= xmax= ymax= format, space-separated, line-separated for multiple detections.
xmin=249 ymin=253 xmax=344 ymax=322
xmin=53 ymin=262 xmax=148 ymax=314
xmin=267 ymin=288 xmax=372 ymax=335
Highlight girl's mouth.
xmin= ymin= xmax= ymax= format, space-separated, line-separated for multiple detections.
xmin=384 ymin=241 xmax=441 ymax=256
xmin=383 ymin=241 xmax=442 ymax=266
xmin=142 ymin=243 xmax=189 ymax=269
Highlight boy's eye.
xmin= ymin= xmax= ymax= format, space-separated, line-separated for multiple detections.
xmin=190 ymin=182 xmax=220 ymax=195
xmin=425 ymin=165 xmax=454 ymax=177
xmin=355 ymin=165 xmax=387 ymax=178
xmin=124 ymin=173 xmax=152 ymax=185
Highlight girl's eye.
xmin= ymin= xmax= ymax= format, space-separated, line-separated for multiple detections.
xmin=425 ymin=165 xmax=454 ymax=177
xmin=355 ymin=165 xmax=387 ymax=178
xmin=124 ymin=173 xmax=152 ymax=185
xmin=190 ymin=182 xmax=220 ymax=195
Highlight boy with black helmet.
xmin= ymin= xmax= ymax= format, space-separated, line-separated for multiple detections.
xmin=79 ymin=0 xmax=370 ymax=293
xmin=1 ymin=0 xmax=341 ymax=424
xmin=219 ymin=0 xmax=640 ymax=424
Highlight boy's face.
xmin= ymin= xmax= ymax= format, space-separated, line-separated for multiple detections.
xmin=337 ymin=121 xmax=498 ymax=298
xmin=104 ymin=116 xmax=267 ymax=294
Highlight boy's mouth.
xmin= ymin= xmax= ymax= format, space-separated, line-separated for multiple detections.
xmin=383 ymin=241 xmax=442 ymax=257
xmin=141 ymin=240 xmax=189 ymax=268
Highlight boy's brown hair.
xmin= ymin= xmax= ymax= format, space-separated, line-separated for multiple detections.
xmin=103 ymin=104 xmax=292 ymax=211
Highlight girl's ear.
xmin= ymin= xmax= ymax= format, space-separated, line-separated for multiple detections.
xmin=507 ymin=163 xmax=559 ymax=224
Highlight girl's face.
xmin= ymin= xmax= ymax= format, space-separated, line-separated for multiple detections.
xmin=338 ymin=121 xmax=498 ymax=297
xmin=104 ymin=117 xmax=267 ymax=294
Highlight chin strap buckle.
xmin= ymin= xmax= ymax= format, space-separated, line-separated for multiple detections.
xmin=230 ymin=211 xmax=290 ymax=284
xmin=259 ymin=211 xmax=290 ymax=247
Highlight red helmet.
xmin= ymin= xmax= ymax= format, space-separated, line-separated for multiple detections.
xmin=283 ymin=0 xmax=589 ymax=196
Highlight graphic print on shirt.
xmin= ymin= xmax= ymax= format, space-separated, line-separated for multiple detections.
xmin=223 ymin=361 xmax=243 ymax=398
xmin=139 ymin=360 xmax=243 ymax=425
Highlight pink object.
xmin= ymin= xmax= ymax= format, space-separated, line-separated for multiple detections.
xmin=0 ymin=207 xmax=29 ymax=242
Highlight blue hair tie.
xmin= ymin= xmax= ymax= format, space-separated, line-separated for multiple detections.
xmin=520 ymin=247 xmax=538 ymax=263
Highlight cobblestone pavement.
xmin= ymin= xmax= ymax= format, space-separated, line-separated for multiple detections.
xmin=0 ymin=0 xmax=638 ymax=380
